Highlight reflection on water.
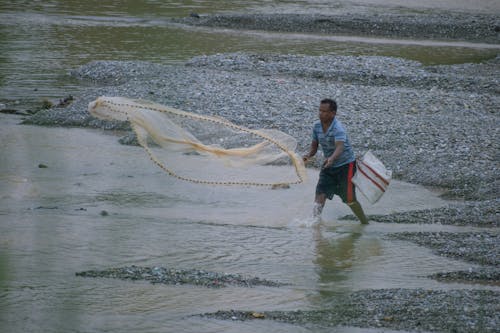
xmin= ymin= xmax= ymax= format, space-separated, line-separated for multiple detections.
xmin=314 ymin=225 xmax=366 ymax=282
xmin=1 ymin=114 xmax=498 ymax=332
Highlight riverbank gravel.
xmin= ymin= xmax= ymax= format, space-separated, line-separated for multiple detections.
xmin=367 ymin=199 xmax=499 ymax=227
xmin=429 ymin=268 xmax=500 ymax=283
xmin=201 ymin=289 xmax=499 ymax=333
xmin=388 ymin=231 xmax=498 ymax=266
xmin=24 ymin=53 xmax=499 ymax=202
xmin=76 ymin=265 xmax=286 ymax=288
xmin=174 ymin=12 xmax=500 ymax=44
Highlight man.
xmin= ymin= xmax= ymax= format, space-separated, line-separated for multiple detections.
xmin=302 ymin=98 xmax=368 ymax=224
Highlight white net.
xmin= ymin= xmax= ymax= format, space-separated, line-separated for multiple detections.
xmin=88 ymin=96 xmax=307 ymax=187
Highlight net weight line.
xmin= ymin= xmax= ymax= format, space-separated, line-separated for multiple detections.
xmin=92 ymin=97 xmax=306 ymax=187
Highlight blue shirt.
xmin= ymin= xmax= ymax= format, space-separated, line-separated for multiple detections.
xmin=311 ymin=118 xmax=355 ymax=168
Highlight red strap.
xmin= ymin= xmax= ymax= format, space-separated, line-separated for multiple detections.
xmin=357 ymin=163 xmax=386 ymax=193
xmin=358 ymin=160 xmax=390 ymax=186
xmin=347 ymin=162 xmax=355 ymax=203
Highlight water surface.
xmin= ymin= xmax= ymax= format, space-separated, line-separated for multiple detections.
xmin=1 ymin=114 xmax=497 ymax=332
xmin=0 ymin=0 xmax=498 ymax=108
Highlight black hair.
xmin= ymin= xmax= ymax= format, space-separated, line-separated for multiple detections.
xmin=320 ymin=98 xmax=337 ymax=112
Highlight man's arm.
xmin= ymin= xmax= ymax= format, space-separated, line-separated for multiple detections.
xmin=303 ymin=140 xmax=319 ymax=162
xmin=323 ymin=141 xmax=344 ymax=168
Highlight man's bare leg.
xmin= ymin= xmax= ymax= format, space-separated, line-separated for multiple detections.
xmin=313 ymin=193 xmax=327 ymax=218
xmin=348 ymin=201 xmax=369 ymax=224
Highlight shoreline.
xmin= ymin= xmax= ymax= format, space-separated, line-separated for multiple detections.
xmin=21 ymin=53 xmax=499 ymax=201
xmin=172 ymin=12 xmax=500 ymax=44
xmin=201 ymin=289 xmax=499 ymax=333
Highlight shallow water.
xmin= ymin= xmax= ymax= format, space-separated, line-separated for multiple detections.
xmin=1 ymin=114 xmax=498 ymax=332
xmin=0 ymin=0 xmax=498 ymax=109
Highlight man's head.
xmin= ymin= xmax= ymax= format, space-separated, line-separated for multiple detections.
xmin=319 ymin=98 xmax=337 ymax=124
xmin=320 ymin=98 xmax=337 ymax=112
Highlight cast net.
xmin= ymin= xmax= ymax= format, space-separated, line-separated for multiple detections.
xmin=88 ymin=96 xmax=307 ymax=187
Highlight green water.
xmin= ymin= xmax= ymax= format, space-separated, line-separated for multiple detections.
xmin=0 ymin=0 xmax=498 ymax=108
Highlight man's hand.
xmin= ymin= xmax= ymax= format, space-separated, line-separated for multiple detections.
xmin=304 ymin=141 xmax=318 ymax=164
xmin=322 ymin=156 xmax=334 ymax=169
xmin=323 ymin=141 xmax=344 ymax=169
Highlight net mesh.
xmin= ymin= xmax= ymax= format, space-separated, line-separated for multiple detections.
xmin=88 ymin=96 xmax=307 ymax=187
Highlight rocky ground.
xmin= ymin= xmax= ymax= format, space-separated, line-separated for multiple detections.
xmin=22 ymin=53 xmax=499 ymax=201
xmin=365 ymin=200 xmax=499 ymax=227
xmin=200 ymin=289 xmax=499 ymax=333
xmin=76 ymin=265 xmax=286 ymax=288
xmin=173 ymin=12 xmax=500 ymax=44
xmin=10 ymin=10 xmax=499 ymax=333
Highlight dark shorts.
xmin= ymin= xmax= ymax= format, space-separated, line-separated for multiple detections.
xmin=316 ymin=161 xmax=356 ymax=203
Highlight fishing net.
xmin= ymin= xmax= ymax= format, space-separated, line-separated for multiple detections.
xmin=88 ymin=96 xmax=307 ymax=187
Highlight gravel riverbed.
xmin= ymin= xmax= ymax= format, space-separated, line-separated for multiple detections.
xmin=173 ymin=12 xmax=500 ymax=44
xmin=365 ymin=200 xmax=499 ymax=227
xmin=76 ymin=265 xmax=286 ymax=288
xmin=388 ymin=231 xmax=498 ymax=266
xmin=11 ymin=11 xmax=499 ymax=332
xmin=23 ymin=53 xmax=499 ymax=201
xmin=201 ymin=289 xmax=499 ymax=333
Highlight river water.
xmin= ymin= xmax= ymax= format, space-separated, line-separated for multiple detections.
xmin=1 ymin=113 xmax=497 ymax=333
xmin=1 ymin=1 xmax=499 ymax=332
xmin=1 ymin=0 xmax=499 ymax=108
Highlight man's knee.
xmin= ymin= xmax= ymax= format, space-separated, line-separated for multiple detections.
xmin=315 ymin=193 xmax=327 ymax=205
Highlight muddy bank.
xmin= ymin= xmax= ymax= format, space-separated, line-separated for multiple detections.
xmin=200 ymin=289 xmax=499 ymax=333
xmin=174 ymin=12 xmax=500 ymax=44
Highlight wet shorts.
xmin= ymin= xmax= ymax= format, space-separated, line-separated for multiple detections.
xmin=316 ymin=161 xmax=356 ymax=203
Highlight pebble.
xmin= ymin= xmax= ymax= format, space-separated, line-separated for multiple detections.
xmin=388 ymin=231 xmax=499 ymax=266
xmin=200 ymin=289 xmax=500 ymax=333
xmin=367 ymin=200 xmax=499 ymax=227
xmin=174 ymin=12 xmax=500 ymax=44
xmin=76 ymin=265 xmax=286 ymax=288
xmin=429 ymin=268 xmax=500 ymax=283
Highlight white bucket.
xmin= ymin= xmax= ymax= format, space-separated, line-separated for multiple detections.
xmin=352 ymin=151 xmax=392 ymax=204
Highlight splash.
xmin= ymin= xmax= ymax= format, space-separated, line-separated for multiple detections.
xmin=289 ymin=216 xmax=321 ymax=228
